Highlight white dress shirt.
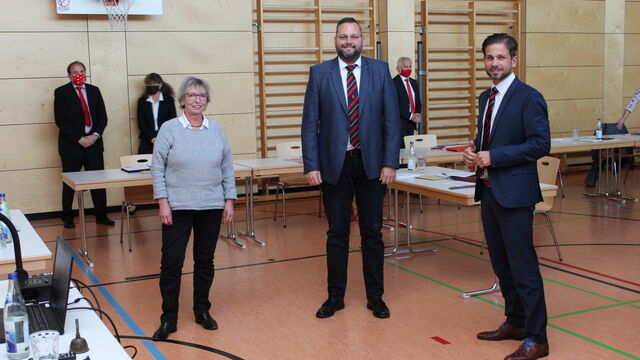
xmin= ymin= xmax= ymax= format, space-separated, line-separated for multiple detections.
xmin=146 ymin=92 xmax=165 ymax=131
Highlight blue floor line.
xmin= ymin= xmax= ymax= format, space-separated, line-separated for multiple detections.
xmin=72 ymin=255 xmax=166 ymax=360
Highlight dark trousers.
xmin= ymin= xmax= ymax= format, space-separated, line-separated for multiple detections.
xmin=320 ymin=151 xmax=386 ymax=299
xmin=159 ymin=209 xmax=222 ymax=324
xmin=480 ymin=185 xmax=547 ymax=343
xmin=60 ymin=150 xmax=107 ymax=219
xmin=400 ymin=119 xmax=415 ymax=149
xmin=138 ymin=140 xmax=154 ymax=155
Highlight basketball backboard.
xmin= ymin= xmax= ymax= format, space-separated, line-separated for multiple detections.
xmin=55 ymin=0 xmax=162 ymax=15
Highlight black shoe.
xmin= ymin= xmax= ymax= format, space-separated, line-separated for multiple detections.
xmin=367 ymin=297 xmax=390 ymax=318
xmin=152 ymin=321 xmax=177 ymax=341
xmin=315 ymin=297 xmax=345 ymax=318
xmin=195 ymin=312 xmax=218 ymax=330
xmin=61 ymin=216 xmax=75 ymax=229
xmin=95 ymin=215 xmax=115 ymax=226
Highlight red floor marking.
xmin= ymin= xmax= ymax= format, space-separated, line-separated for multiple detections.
xmin=540 ymin=257 xmax=640 ymax=288
xmin=431 ymin=336 xmax=450 ymax=345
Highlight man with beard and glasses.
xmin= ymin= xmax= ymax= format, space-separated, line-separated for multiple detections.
xmin=301 ymin=17 xmax=400 ymax=319
xmin=463 ymin=33 xmax=551 ymax=360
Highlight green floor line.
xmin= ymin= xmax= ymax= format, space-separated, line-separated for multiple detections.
xmin=547 ymin=323 xmax=640 ymax=360
xmin=549 ymin=299 xmax=640 ymax=320
xmin=631 ymin=305 xmax=640 ymax=310
xmin=385 ymin=258 xmax=639 ymax=360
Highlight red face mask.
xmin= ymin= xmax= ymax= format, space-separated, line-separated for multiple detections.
xmin=72 ymin=73 xmax=86 ymax=86
xmin=400 ymin=69 xmax=412 ymax=78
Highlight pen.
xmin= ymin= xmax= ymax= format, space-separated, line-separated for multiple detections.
xmin=449 ymin=185 xmax=475 ymax=190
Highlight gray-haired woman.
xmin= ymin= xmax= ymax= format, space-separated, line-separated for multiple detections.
xmin=151 ymin=76 xmax=236 ymax=340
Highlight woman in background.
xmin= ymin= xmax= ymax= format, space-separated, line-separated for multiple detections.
xmin=137 ymin=73 xmax=177 ymax=154
xmin=151 ymin=77 xmax=236 ymax=341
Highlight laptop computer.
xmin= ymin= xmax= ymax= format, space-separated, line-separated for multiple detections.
xmin=0 ymin=237 xmax=74 ymax=342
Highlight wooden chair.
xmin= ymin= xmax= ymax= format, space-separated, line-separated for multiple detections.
xmin=273 ymin=141 xmax=321 ymax=228
xmin=536 ymin=156 xmax=563 ymax=261
xmin=119 ymin=154 xmax=154 ymax=252
xmin=403 ymin=134 xmax=437 ymax=149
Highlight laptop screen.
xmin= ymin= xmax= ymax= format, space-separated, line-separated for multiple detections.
xmin=50 ymin=237 xmax=74 ymax=327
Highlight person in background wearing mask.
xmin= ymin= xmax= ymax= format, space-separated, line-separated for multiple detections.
xmin=393 ymin=57 xmax=422 ymax=148
xmin=54 ymin=61 xmax=114 ymax=229
xmin=137 ymin=73 xmax=177 ymax=154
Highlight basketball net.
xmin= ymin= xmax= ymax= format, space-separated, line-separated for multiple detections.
xmin=100 ymin=0 xmax=134 ymax=31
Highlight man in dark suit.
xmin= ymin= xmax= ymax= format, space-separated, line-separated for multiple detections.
xmin=301 ymin=17 xmax=400 ymax=319
xmin=54 ymin=61 xmax=114 ymax=228
xmin=393 ymin=56 xmax=422 ymax=147
xmin=463 ymin=34 xmax=550 ymax=360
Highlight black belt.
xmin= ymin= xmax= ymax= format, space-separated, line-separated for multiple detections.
xmin=482 ymin=179 xmax=491 ymax=188
xmin=346 ymin=148 xmax=361 ymax=157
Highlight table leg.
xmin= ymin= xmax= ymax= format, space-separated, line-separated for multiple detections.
xmin=384 ymin=188 xmax=400 ymax=257
xmin=402 ymin=191 xmax=437 ymax=254
xmin=237 ymin=176 xmax=266 ymax=246
xmin=462 ymin=278 xmax=500 ymax=298
xmin=76 ymin=190 xmax=93 ymax=267
xmin=219 ymin=220 xmax=246 ymax=248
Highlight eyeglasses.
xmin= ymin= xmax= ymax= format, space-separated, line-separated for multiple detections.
xmin=336 ymin=34 xmax=362 ymax=41
xmin=184 ymin=93 xmax=207 ymax=100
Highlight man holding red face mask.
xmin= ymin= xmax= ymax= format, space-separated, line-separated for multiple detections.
xmin=393 ymin=57 xmax=422 ymax=148
xmin=54 ymin=61 xmax=113 ymax=228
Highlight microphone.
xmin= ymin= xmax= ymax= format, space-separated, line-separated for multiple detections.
xmin=0 ymin=212 xmax=28 ymax=286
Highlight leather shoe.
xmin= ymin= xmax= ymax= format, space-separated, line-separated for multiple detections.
xmin=366 ymin=297 xmax=390 ymax=318
xmin=315 ymin=297 xmax=345 ymax=318
xmin=95 ymin=215 xmax=115 ymax=226
xmin=477 ymin=322 xmax=527 ymax=341
xmin=152 ymin=321 xmax=176 ymax=341
xmin=504 ymin=338 xmax=549 ymax=360
xmin=61 ymin=216 xmax=75 ymax=229
xmin=195 ymin=312 xmax=218 ymax=330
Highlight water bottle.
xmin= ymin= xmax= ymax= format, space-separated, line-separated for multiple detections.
xmin=408 ymin=141 xmax=417 ymax=171
xmin=0 ymin=193 xmax=12 ymax=244
xmin=4 ymin=272 xmax=30 ymax=359
xmin=595 ymin=118 xmax=603 ymax=140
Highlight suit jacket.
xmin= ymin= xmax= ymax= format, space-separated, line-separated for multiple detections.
xmin=301 ymin=56 xmax=401 ymax=185
xmin=137 ymin=92 xmax=177 ymax=143
xmin=393 ymin=75 xmax=422 ymax=128
xmin=473 ymin=76 xmax=550 ymax=208
xmin=54 ymin=82 xmax=108 ymax=156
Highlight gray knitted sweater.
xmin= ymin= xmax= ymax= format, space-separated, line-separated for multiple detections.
xmin=151 ymin=116 xmax=237 ymax=210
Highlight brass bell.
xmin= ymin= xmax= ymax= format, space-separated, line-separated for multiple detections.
xmin=69 ymin=319 xmax=90 ymax=354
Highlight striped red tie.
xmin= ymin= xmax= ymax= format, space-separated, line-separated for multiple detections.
xmin=476 ymin=87 xmax=498 ymax=178
xmin=346 ymin=64 xmax=360 ymax=148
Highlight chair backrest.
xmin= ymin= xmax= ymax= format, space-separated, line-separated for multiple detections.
xmin=404 ymin=134 xmax=437 ymax=149
xmin=536 ymin=156 xmax=560 ymax=211
xmin=120 ymin=154 xmax=153 ymax=168
xmin=275 ymin=141 xmax=302 ymax=158
xmin=120 ymin=154 xmax=154 ymax=205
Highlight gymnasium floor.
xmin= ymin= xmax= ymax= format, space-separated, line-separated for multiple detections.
xmin=31 ymin=170 xmax=640 ymax=360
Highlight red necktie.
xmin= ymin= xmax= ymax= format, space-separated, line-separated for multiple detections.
xmin=476 ymin=87 xmax=498 ymax=177
xmin=405 ymin=78 xmax=416 ymax=113
xmin=346 ymin=64 xmax=360 ymax=148
xmin=76 ymin=86 xmax=91 ymax=127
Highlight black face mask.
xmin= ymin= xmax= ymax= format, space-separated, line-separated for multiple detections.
xmin=146 ymin=85 xmax=160 ymax=95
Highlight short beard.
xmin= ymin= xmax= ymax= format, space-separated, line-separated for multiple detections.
xmin=336 ymin=45 xmax=362 ymax=63
xmin=486 ymin=68 xmax=511 ymax=82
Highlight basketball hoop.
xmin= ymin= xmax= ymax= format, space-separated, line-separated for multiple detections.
xmin=100 ymin=0 xmax=134 ymax=31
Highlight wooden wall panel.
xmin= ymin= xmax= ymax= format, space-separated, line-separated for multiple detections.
xmin=0 ymin=124 xmax=61 ymax=171
xmin=626 ymin=1 xmax=640 ymax=33
xmin=526 ymin=67 xmax=603 ymax=101
xmin=546 ymin=99 xmax=603 ymax=134
xmin=0 ymin=1 xmax=87 ymax=32
xmin=526 ymin=34 xmax=604 ymax=67
xmin=624 ymin=34 xmax=640 ymax=65
xmin=526 ymin=0 xmax=604 ymax=33
xmin=0 ymin=78 xmax=66 ymax=125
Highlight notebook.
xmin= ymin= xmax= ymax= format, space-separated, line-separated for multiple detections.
xmin=0 ymin=237 xmax=74 ymax=342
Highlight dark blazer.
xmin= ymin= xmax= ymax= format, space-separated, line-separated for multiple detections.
xmin=137 ymin=92 xmax=177 ymax=144
xmin=393 ymin=75 xmax=422 ymax=130
xmin=473 ymin=76 xmax=550 ymax=207
xmin=54 ymin=82 xmax=107 ymax=156
xmin=301 ymin=56 xmax=401 ymax=185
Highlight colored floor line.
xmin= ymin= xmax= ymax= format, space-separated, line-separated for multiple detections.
xmin=549 ymin=299 xmax=640 ymax=320
xmin=71 ymin=252 xmax=167 ymax=360
xmin=385 ymin=260 xmax=640 ymax=360
xmin=540 ymin=256 xmax=640 ymax=288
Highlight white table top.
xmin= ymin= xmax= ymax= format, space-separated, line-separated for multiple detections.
xmin=0 ymin=284 xmax=131 ymax=359
xmin=234 ymin=157 xmax=303 ymax=176
xmin=0 ymin=210 xmax=51 ymax=266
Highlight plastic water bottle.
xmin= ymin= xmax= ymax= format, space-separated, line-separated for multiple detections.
xmin=408 ymin=141 xmax=417 ymax=171
xmin=595 ymin=118 xmax=603 ymax=140
xmin=0 ymin=193 xmax=12 ymax=244
xmin=4 ymin=272 xmax=30 ymax=359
